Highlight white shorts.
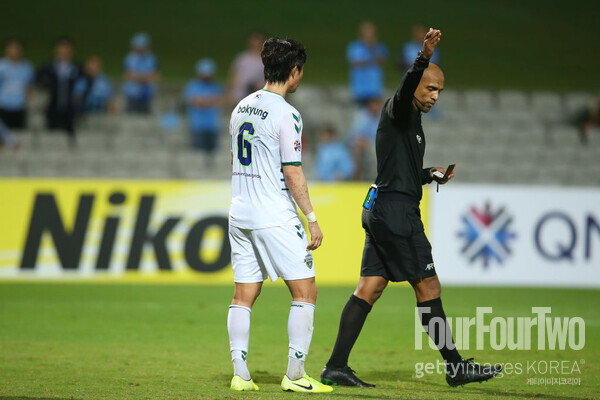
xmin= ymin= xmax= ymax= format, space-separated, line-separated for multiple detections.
xmin=229 ymin=224 xmax=316 ymax=283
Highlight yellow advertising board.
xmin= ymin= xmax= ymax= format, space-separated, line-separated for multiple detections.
xmin=0 ymin=179 xmax=428 ymax=285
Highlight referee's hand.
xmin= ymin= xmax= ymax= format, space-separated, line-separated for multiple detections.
xmin=307 ymin=221 xmax=323 ymax=250
xmin=422 ymin=28 xmax=442 ymax=60
xmin=431 ymin=166 xmax=454 ymax=184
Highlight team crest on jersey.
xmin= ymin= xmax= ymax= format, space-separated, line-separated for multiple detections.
xmin=294 ymin=140 xmax=302 ymax=152
xmin=305 ymin=253 xmax=313 ymax=269
xmin=255 ymin=93 xmax=261 ymax=98
xmin=416 ymin=134 xmax=423 ymax=143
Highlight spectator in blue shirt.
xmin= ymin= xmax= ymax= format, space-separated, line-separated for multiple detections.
xmin=347 ymin=21 xmax=388 ymax=106
xmin=400 ymin=24 xmax=441 ymax=71
xmin=123 ymin=33 xmax=159 ymax=114
xmin=183 ymin=58 xmax=225 ymax=156
xmin=348 ymin=97 xmax=382 ymax=181
xmin=315 ymin=126 xmax=354 ymax=182
xmin=0 ymin=39 xmax=34 ymax=129
xmin=73 ymin=55 xmax=114 ymax=115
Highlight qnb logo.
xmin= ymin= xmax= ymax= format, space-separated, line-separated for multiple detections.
xmin=458 ymin=203 xmax=517 ymax=267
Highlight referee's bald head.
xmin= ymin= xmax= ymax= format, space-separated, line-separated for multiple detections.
xmin=424 ymin=63 xmax=444 ymax=81
xmin=413 ymin=63 xmax=445 ymax=113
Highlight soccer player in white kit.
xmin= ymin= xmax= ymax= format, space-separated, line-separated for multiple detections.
xmin=227 ymin=38 xmax=332 ymax=394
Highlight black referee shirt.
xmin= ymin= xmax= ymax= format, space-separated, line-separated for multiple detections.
xmin=374 ymin=53 xmax=433 ymax=202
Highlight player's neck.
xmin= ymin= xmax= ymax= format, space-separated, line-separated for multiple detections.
xmin=262 ymin=83 xmax=288 ymax=98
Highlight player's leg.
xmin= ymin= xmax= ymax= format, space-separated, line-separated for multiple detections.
xmin=227 ymin=226 xmax=266 ymax=391
xmin=280 ymin=277 xmax=332 ymax=393
xmin=228 ymin=283 xmax=262 ymax=391
xmin=248 ymin=222 xmax=331 ymax=393
xmin=410 ymin=274 xmax=502 ymax=386
xmin=284 ymin=277 xmax=317 ymax=380
xmin=250 ymin=223 xmax=317 ymax=380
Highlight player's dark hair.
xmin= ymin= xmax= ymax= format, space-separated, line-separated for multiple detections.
xmin=261 ymin=37 xmax=306 ymax=84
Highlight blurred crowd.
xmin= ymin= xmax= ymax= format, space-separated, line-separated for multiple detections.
xmin=0 ymin=22 xmax=441 ymax=179
xmin=1 ymin=22 xmax=597 ymax=180
xmin=0 ymin=31 xmax=263 ymax=154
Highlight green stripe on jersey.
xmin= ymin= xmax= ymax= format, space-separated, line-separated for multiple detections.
xmin=281 ymin=162 xmax=302 ymax=166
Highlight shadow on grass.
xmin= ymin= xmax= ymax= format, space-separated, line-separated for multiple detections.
xmin=363 ymin=371 xmax=591 ymax=400
xmin=0 ymin=398 xmax=81 ymax=400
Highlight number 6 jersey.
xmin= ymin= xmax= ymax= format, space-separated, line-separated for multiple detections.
xmin=229 ymin=89 xmax=303 ymax=229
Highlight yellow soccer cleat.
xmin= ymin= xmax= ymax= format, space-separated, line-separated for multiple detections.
xmin=281 ymin=373 xmax=333 ymax=393
xmin=230 ymin=375 xmax=259 ymax=391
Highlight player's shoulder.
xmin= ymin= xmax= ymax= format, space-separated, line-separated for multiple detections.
xmin=256 ymin=90 xmax=290 ymax=113
xmin=236 ymin=91 xmax=260 ymax=108
xmin=280 ymin=99 xmax=301 ymax=120
xmin=230 ymin=92 xmax=256 ymax=119
xmin=267 ymin=96 xmax=301 ymax=126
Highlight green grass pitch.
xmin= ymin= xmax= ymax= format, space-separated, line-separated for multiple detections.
xmin=0 ymin=283 xmax=598 ymax=399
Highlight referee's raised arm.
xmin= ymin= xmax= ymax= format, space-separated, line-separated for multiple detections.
xmin=387 ymin=28 xmax=442 ymax=120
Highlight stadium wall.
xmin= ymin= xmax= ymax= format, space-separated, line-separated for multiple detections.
xmin=0 ymin=179 xmax=598 ymax=287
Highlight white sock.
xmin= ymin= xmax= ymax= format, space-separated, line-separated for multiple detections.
xmin=228 ymin=305 xmax=251 ymax=380
xmin=286 ymin=301 xmax=315 ymax=380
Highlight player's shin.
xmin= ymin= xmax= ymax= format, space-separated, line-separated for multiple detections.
xmin=286 ymin=301 xmax=315 ymax=380
xmin=227 ymin=305 xmax=252 ymax=380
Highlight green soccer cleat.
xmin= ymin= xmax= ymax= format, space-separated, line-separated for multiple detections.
xmin=230 ymin=375 xmax=259 ymax=391
xmin=281 ymin=373 xmax=333 ymax=393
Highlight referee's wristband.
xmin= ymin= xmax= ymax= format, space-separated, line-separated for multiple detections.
xmin=306 ymin=211 xmax=317 ymax=223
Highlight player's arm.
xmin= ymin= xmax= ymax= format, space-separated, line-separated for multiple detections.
xmin=387 ymin=29 xmax=441 ymax=120
xmin=283 ymin=165 xmax=322 ymax=250
xmin=280 ymin=113 xmax=323 ymax=250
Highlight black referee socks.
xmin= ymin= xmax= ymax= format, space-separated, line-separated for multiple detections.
xmin=327 ymin=295 xmax=372 ymax=368
xmin=417 ymin=297 xmax=462 ymax=365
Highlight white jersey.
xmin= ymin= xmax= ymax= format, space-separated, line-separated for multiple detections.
xmin=229 ymin=89 xmax=303 ymax=229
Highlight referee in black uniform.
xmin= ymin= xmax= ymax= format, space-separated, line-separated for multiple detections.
xmin=321 ymin=28 xmax=501 ymax=388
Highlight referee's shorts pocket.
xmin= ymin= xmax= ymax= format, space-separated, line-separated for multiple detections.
xmin=371 ymin=201 xmax=413 ymax=237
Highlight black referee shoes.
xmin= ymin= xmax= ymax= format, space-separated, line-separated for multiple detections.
xmin=446 ymin=358 xmax=503 ymax=387
xmin=321 ymin=365 xmax=375 ymax=388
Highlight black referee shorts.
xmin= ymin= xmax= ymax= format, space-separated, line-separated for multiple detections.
xmin=361 ymin=192 xmax=436 ymax=282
